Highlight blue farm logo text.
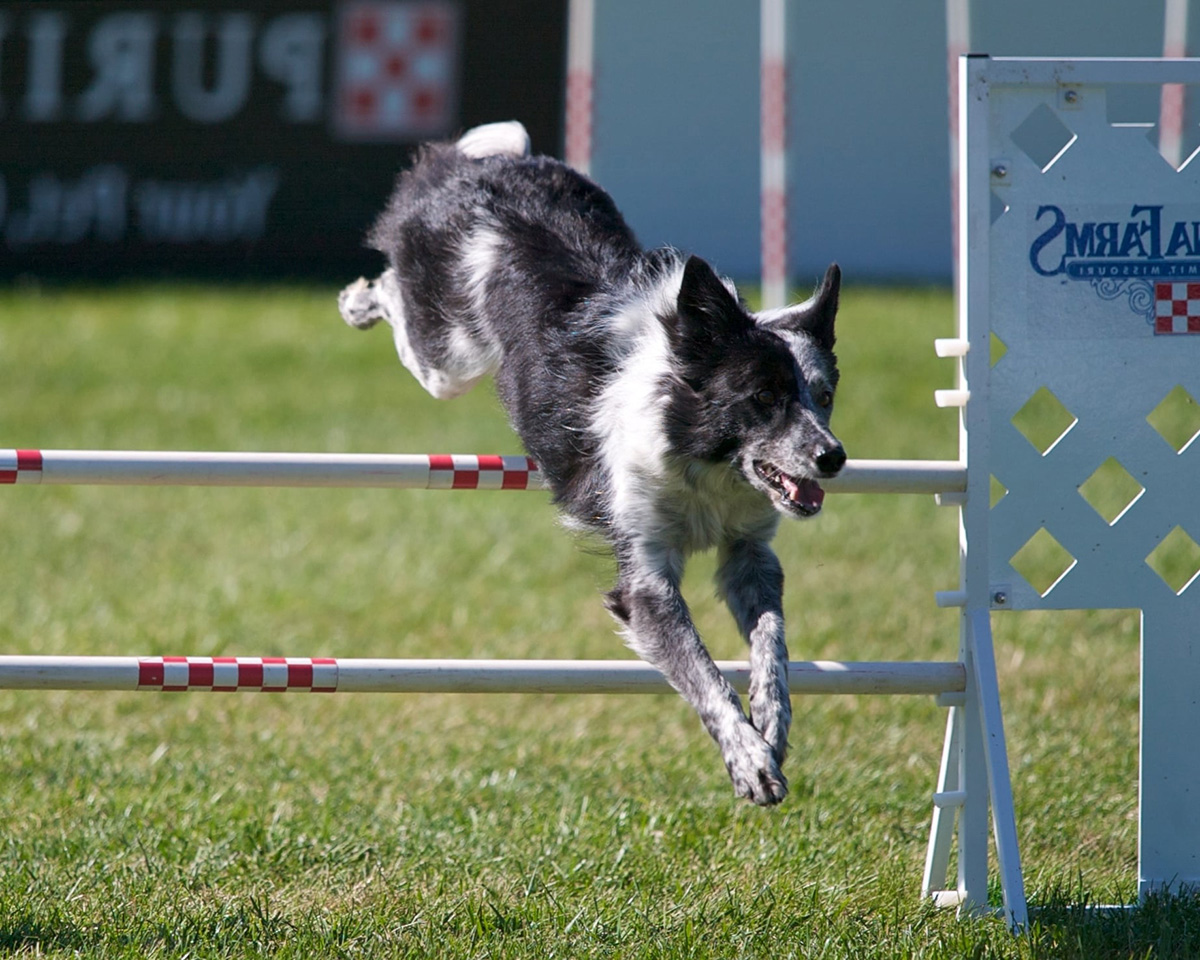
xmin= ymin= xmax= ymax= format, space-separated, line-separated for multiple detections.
xmin=1030 ymin=204 xmax=1200 ymax=279
xmin=1028 ymin=204 xmax=1200 ymax=334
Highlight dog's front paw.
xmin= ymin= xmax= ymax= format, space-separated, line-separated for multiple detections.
xmin=750 ymin=691 xmax=791 ymax=767
xmin=723 ymin=726 xmax=788 ymax=806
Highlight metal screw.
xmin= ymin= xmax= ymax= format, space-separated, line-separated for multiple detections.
xmin=1063 ymin=89 xmax=1079 ymax=104
xmin=992 ymin=163 xmax=1008 ymax=179
xmin=992 ymin=590 xmax=1008 ymax=606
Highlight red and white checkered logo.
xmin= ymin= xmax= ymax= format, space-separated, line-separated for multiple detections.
xmin=333 ymin=1 xmax=460 ymax=141
xmin=1155 ymin=282 xmax=1200 ymax=334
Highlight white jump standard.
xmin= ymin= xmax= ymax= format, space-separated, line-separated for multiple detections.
xmin=926 ymin=56 xmax=1200 ymax=923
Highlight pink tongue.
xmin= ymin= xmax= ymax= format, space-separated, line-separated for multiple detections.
xmin=781 ymin=476 xmax=825 ymax=509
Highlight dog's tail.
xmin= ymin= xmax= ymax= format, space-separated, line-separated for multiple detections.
xmin=456 ymin=121 xmax=531 ymax=160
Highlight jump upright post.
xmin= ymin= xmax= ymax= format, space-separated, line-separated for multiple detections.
xmin=921 ymin=56 xmax=1200 ymax=913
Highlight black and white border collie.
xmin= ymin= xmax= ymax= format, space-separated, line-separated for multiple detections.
xmin=340 ymin=121 xmax=845 ymax=805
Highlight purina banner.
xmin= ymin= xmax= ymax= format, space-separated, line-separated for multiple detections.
xmin=0 ymin=1 xmax=565 ymax=280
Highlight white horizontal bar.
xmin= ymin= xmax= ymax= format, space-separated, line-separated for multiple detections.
xmin=336 ymin=659 xmax=966 ymax=695
xmin=824 ymin=459 xmax=966 ymax=495
xmin=2 ymin=450 xmax=967 ymax=496
xmin=0 ymin=656 xmax=966 ymax=696
xmin=932 ymin=789 xmax=967 ymax=809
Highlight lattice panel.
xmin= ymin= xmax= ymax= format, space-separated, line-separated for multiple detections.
xmin=976 ymin=76 xmax=1200 ymax=612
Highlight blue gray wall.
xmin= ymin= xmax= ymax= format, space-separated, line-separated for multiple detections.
xmin=589 ymin=0 xmax=1192 ymax=284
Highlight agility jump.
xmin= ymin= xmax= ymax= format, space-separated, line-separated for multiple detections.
xmin=11 ymin=57 xmax=1199 ymax=937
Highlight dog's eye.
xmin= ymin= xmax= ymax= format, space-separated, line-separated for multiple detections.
xmin=754 ymin=389 xmax=778 ymax=406
xmin=817 ymin=390 xmax=833 ymax=408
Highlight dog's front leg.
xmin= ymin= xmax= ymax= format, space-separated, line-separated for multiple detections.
xmin=608 ymin=556 xmax=787 ymax=805
xmin=716 ymin=539 xmax=790 ymax=766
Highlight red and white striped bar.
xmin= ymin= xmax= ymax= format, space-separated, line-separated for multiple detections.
xmin=0 ymin=449 xmax=966 ymax=495
xmin=0 ymin=656 xmax=965 ymax=696
xmin=0 ymin=450 xmax=543 ymax=490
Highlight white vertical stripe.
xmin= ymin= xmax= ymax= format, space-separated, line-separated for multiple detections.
xmin=163 ymin=660 xmax=189 ymax=688
xmin=312 ymin=661 xmax=339 ymax=691
xmin=212 ymin=660 xmax=239 ymax=688
xmin=567 ymin=0 xmax=594 ymax=75
xmin=761 ymin=151 xmax=786 ymax=193
xmin=261 ymin=661 xmax=288 ymax=688
xmin=760 ymin=0 xmax=787 ymax=311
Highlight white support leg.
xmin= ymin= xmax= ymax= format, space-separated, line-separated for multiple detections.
xmin=956 ymin=631 xmax=992 ymax=918
xmin=967 ymin=608 xmax=1028 ymax=932
xmin=1139 ymin=603 xmax=1200 ymax=897
xmin=923 ymin=703 xmax=963 ymax=903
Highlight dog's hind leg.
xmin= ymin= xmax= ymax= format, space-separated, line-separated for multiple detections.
xmin=607 ymin=549 xmax=787 ymax=806
xmin=339 ymin=267 xmax=431 ymax=386
xmin=715 ymin=539 xmax=790 ymax=766
xmin=339 ymin=267 xmax=488 ymax=400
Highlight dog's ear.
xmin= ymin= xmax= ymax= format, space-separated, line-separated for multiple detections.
xmin=756 ymin=262 xmax=840 ymax=351
xmin=675 ymin=255 xmax=752 ymax=342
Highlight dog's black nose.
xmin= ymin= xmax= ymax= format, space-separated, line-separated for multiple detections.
xmin=815 ymin=445 xmax=846 ymax=476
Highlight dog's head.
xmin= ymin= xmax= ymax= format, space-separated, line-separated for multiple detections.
xmin=665 ymin=256 xmax=845 ymax=518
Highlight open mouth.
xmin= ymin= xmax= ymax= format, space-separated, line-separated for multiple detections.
xmin=753 ymin=461 xmax=825 ymax=516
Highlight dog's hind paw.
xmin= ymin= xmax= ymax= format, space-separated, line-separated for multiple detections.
xmin=338 ymin=277 xmax=383 ymax=330
xmin=724 ymin=729 xmax=788 ymax=806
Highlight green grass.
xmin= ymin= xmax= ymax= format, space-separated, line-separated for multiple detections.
xmin=0 ymin=283 xmax=1186 ymax=958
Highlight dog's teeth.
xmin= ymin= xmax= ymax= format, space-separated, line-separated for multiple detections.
xmin=781 ymin=475 xmax=801 ymax=501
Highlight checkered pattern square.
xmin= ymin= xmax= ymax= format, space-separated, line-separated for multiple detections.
xmin=428 ymin=454 xmax=540 ymax=490
xmin=333 ymin=0 xmax=460 ymax=141
xmin=1155 ymin=282 xmax=1200 ymax=334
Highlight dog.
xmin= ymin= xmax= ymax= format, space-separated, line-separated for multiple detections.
xmin=339 ymin=121 xmax=845 ymax=805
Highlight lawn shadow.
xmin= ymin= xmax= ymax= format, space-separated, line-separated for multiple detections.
xmin=1024 ymin=888 xmax=1200 ymax=959
xmin=0 ymin=913 xmax=91 ymax=954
